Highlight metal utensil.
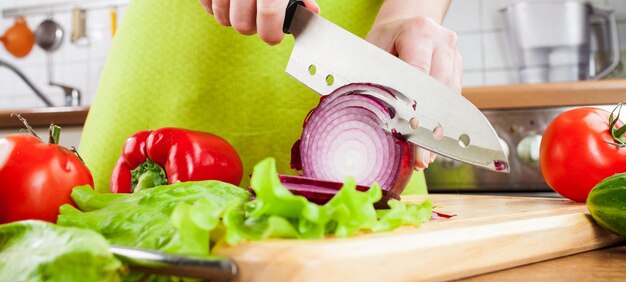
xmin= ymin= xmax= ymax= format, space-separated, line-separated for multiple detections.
xmin=71 ymin=8 xmax=89 ymax=46
xmin=34 ymin=17 xmax=82 ymax=106
xmin=110 ymin=245 xmax=238 ymax=281
xmin=282 ymin=1 xmax=509 ymax=172
xmin=35 ymin=18 xmax=63 ymax=83
xmin=35 ymin=18 xmax=64 ymax=52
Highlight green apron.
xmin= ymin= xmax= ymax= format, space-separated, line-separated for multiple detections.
xmin=80 ymin=0 xmax=427 ymax=194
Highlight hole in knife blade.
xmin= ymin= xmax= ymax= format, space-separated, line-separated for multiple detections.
xmin=308 ymin=64 xmax=316 ymax=75
xmin=325 ymin=74 xmax=334 ymax=86
xmin=433 ymin=125 xmax=444 ymax=140
xmin=409 ymin=118 xmax=419 ymax=130
xmin=458 ymin=134 xmax=470 ymax=148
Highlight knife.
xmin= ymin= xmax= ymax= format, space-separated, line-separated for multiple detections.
xmin=109 ymin=245 xmax=237 ymax=281
xmin=282 ymin=1 xmax=509 ymax=172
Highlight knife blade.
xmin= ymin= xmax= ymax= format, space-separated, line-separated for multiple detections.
xmin=109 ymin=245 xmax=237 ymax=281
xmin=283 ymin=1 xmax=509 ymax=172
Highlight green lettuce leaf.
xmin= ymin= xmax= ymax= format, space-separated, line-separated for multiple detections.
xmin=223 ymin=158 xmax=432 ymax=245
xmin=58 ymin=181 xmax=251 ymax=256
xmin=374 ymin=199 xmax=433 ymax=232
xmin=0 ymin=220 xmax=121 ymax=282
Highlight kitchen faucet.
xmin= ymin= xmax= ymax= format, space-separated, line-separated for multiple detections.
xmin=0 ymin=58 xmax=81 ymax=107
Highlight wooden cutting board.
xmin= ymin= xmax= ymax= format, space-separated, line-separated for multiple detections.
xmin=215 ymin=195 xmax=624 ymax=282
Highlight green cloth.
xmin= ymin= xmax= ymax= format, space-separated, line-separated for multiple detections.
xmin=80 ymin=0 xmax=427 ymax=194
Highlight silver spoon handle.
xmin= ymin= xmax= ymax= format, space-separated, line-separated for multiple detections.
xmin=109 ymin=245 xmax=238 ymax=281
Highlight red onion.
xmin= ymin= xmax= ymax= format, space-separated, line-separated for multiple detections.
xmin=278 ymin=174 xmax=400 ymax=209
xmin=288 ymin=83 xmax=415 ymax=202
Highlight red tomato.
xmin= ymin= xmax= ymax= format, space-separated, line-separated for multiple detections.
xmin=0 ymin=134 xmax=94 ymax=223
xmin=539 ymin=107 xmax=626 ymax=202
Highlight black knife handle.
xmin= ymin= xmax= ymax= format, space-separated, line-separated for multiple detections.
xmin=283 ymin=0 xmax=304 ymax=34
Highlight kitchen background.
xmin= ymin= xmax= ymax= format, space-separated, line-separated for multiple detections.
xmin=1 ymin=0 xmax=626 ymax=110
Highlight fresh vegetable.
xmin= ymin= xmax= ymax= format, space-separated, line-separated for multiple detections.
xmin=0 ymin=123 xmax=94 ymax=223
xmin=0 ymin=220 xmax=121 ymax=282
xmin=60 ymin=158 xmax=431 ymax=255
xmin=110 ymin=128 xmax=243 ymax=193
xmin=224 ymin=158 xmax=431 ymax=244
xmin=58 ymin=181 xmax=251 ymax=255
xmin=587 ymin=173 xmax=626 ymax=238
xmin=291 ymin=83 xmax=415 ymax=198
xmin=540 ymin=104 xmax=626 ymax=202
xmin=275 ymin=174 xmax=400 ymax=208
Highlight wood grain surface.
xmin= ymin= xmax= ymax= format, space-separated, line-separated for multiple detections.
xmin=214 ymin=195 xmax=624 ymax=282
xmin=462 ymin=79 xmax=626 ymax=110
xmin=0 ymin=106 xmax=89 ymax=128
xmin=460 ymin=244 xmax=626 ymax=282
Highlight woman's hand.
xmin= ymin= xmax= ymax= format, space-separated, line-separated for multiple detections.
xmin=366 ymin=1 xmax=461 ymax=171
xmin=199 ymin=0 xmax=319 ymax=45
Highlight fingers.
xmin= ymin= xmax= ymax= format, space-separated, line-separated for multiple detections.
xmin=200 ymin=0 xmax=319 ymax=45
xmin=450 ymin=50 xmax=463 ymax=94
xmin=199 ymin=0 xmax=213 ymax=14
xmin=213 ymin=0 xmax=231 ymax=26
xmin=429 ymin=29 xmax=457 ymax=88
xmin=257 ymin=0 xmax=289 ymax=45
xmin=381 ymin=16 xmax=462 ymax=92
xmin=231 ymin=0 xmax=257 ymax=35
xmin=394 ymin=18 xmax=435 ymax=74
xmin=302 ymin=0 xmax=320 ymax=14
xmin=414 ymin=147 xmax=438 ymax=171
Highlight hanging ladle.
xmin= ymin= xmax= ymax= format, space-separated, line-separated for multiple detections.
xmin=34 ymin=18 xmax=81 ymax=106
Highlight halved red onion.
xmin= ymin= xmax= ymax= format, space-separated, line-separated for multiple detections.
xmin=288 ymin=83 xmax=415 ymax=201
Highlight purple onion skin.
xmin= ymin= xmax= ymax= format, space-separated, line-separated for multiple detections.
xmin=290 ymin=83 xmax=416 ymax=199
xmin=388 ymin=140 xmax=415 ymax=196
xmin=278 ymin=174 xmax=399 ymax=209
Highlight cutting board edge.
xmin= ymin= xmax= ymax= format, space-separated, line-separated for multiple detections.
xmin=223 ymin=210 xmax=624 ymax=282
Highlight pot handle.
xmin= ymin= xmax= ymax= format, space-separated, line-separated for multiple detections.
xmin=589 ymin=6 xmax=620 ymax=80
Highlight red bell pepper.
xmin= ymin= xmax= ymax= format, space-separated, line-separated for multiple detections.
xmin=0 ymin=123 xmax=94 ymax=223
xmin=110 ymin=128 xmax=243 ymax=193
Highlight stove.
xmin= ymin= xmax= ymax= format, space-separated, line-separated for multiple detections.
xmin=424 ymin=105 xmax=615 ymax=192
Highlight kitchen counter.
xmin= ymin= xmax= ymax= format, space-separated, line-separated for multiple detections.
xmin=1 ymin=79 xmax=625 ymax=128
xmin=0 ymin=106 xmax=89 ymax=129
xmin=463 ymin=79 xmax=626 ymax=110
xmin=460 ymin=243 xmax=626 ymax=281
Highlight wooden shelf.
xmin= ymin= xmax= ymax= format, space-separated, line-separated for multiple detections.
xmin=463 ymin=79 xmax=626 ymax=110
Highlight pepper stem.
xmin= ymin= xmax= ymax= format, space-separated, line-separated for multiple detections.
xmin=131 ymin=158 xmax=168 ymax=192
xmin=49 ymin=124 xmax=61 ymax=144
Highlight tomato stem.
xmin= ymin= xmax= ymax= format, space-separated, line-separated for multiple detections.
xmin=48 ymin=124 xmax=61 ymax=144
xmin=70 ymin=146 xmax=86 ymax=165
xmin=11 ymin=113 xmax=41 ymax=140
xmin=609 ymin=101 xmax=626 ymax=148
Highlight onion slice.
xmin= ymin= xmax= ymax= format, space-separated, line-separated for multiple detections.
xmin=278 ymin=174 xmax=399 ymax=209
xmin=289 ymin=83 xmax=415 ymax=202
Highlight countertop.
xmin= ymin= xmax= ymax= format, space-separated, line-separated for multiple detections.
xmin=461 ymin=243 xmax=626 ymax=281
xmin=0 ymin=106 xmax=89 ymax=129
xmin=2 ymin=79 xmax=626 ymax=128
